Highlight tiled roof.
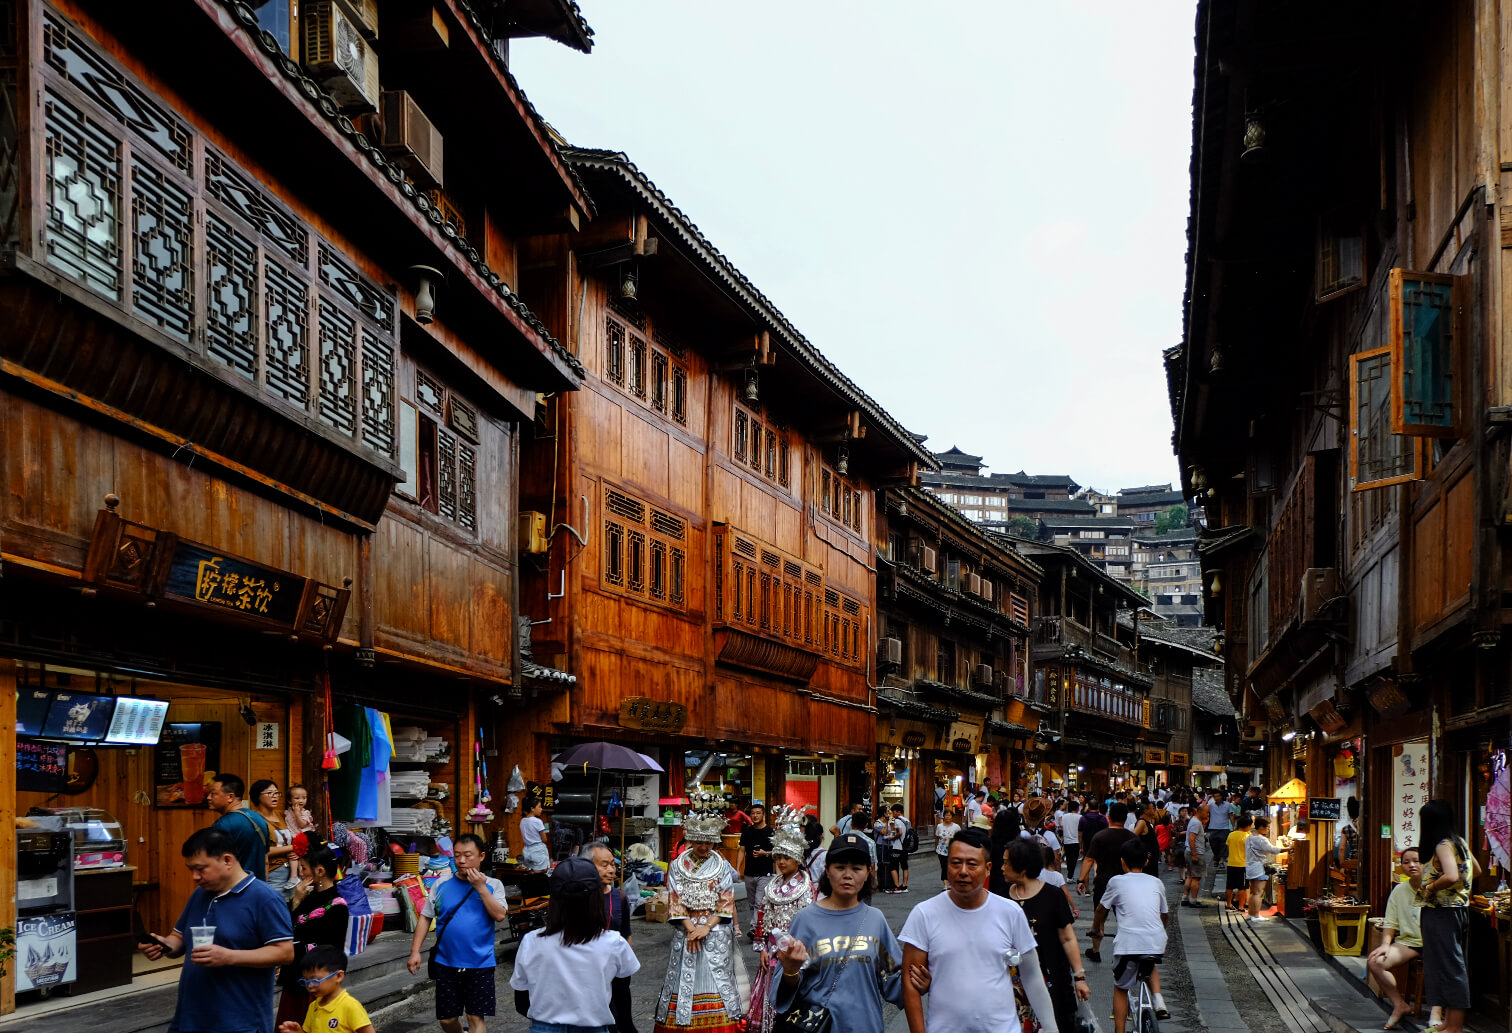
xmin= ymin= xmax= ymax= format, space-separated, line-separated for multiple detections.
xmin=1005 ymin=472 xmax=1080 ymax=488
xmin=1133 ymin=528 xmax=1198 ymax=544
xmin=986 ymin=718 xmax=1035 ymax=737
xmin=916 ymin=679 xmax=1004 ymax=710
xmin=218 ymin=0 xmax=587 ymax=381
xmin=522 ymin=659 xmax=577 ymax=688
xmin=1122 ymin=617 xmax=1220 ymax=658
xmin=562 ymin=148 xmax=937 ymax=469
xmin=1010 ymin=499 xmax=1099 ymax=514
xmin=1190 ymin=667 xmax=1232 ymax=716
xmin=877 ymin=690 xmax=957 ymax=724
xmin=1042 ymin=516 xmax=1136 ymax=530
xmin=1120 ymin=484 xmax=1173 ymax=495
xmin=1118 ymin=491 xmax=1187 ymax=507
xmin=935 ymin=446 xmax=984 ymax=464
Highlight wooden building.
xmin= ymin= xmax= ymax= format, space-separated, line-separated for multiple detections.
xmin=1011 ymin=539 xmax=1159 ymax=796
xmin=1123 ymin=618 xmax=1224 ymax=788
xmin=0 ymin=0 xmax=591 ymax=1013
xmin=1169 ymin=0 xmax=1511 ymax=1019
xmin=874 ymin=485 xmax=1044 ymax=821
xmin=499 ymin=147 xmax=936 ymax=849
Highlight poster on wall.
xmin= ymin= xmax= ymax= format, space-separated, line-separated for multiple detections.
xmin=1391 ymin=740 xmax=1431 ymax=853
xmin=14 ymin=912 xmax=76 ymax=991
xmin=155 ymin=722 xmax=222 ymax=807
xmin=16 ymin=741 xmax=67 ymax=793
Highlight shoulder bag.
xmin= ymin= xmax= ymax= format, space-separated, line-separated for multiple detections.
xmin=427 ymin=881 xmax=479 ymax=979
xmin=779 ymin=908 xmax=871 ymax=1033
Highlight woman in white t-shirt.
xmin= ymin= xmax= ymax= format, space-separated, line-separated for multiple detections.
xmin=933 ymin=807 xmax=962 ymax=884
xmin=510 ymin=856 xmax=640 ymax=1031
xmin=520 ymin=800 xmax=550 ymax=871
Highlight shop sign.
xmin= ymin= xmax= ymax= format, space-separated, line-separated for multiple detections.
xmin=83 ymin=508 xmax=350 ymax=641
xmin=1308 ymin=797 xmax=1342 ymax=821
xmin=618 ymin=696 xmax=688 ymax=732
xmin=1047 ymin=666 xmax=1061 ymax=709
xmin=950 ymin=737 xmax=974 ymax=753
xmin=1169 ymin=752 xmax=1190 ymax=766
xmin=902 ymin=731 xmax=927 ymax=748
xmin=255 ymin=722 xmax=280 ymax=750
xmin=1392 ymin=741 xmax=1431 ymax=852
xmin=946 ymin=720 xmax=982 ymax=754
xmin=1366 ymin=677 xmax=1411 ymax=719
xmin=1144 ymin=749 xmax=1166 ymax=765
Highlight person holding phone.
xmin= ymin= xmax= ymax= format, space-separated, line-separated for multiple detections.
xmin=138 ymin=827 xmax=294 ymax=1033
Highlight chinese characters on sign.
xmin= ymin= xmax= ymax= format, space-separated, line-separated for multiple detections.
xmin=164 ymin=543 xmax=303 ymax=623
xmin=1392 ymin=740 xmax=1431 ymax=853
xmin=618 ymin=696 xmax=689 ymax=732
xmin=255 ymin=722 xmax=280 ymax=750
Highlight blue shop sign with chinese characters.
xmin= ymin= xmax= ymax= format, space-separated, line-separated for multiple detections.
xmin=162 ymin=542 xmax=304 ymax=626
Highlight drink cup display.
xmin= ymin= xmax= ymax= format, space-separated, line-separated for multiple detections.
xmin=179 ymin=743 xmax=207 ymax=805
xmin=190 ymin=925 xmax=215 ymax=951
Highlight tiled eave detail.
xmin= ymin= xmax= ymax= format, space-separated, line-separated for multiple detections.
xmin=562 ymin=147 xmax=936 ymax=469
xmin=876 ymin=689 xmax=957 ymax=724
xmin=915 ymin=678 xmax=1003 ymax=710
xmin=207 ymin=0 xmax=586 ymax=383
xmin=890 ymin=563 xmax=1032 ymax=637
xmin=1035 ymin=644 xmax=1154 ymax=691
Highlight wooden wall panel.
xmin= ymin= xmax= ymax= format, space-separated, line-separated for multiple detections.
xmin=374 ymin=518 xmax=429 ymax=638
xmin=467 ymin=555 xmax=512 ymax=664
xmin=1412 ymin=500 xmax=1444 ymax=629
xmin=667 ymin=438 xmax=705 ymax=516
xmin=577 ymin=389 xmax=623 ymax=482
xmin=621 ymin=409 xmax=670 ymax=499
xmin=1443 ymin=471 xmax=1473 ymax=609
xmin=427 ymin=538 xmax=472 ymax=651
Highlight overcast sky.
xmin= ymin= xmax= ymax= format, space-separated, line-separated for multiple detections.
xmin=512 ymin=4 xmax=1196 ymax=493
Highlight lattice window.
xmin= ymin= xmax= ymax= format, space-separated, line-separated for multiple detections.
xmin=316 ymin=299 xmax=357 ymax=433
xmin=361 ymin=329 xmax=395 ymax=456
xmin=205 ymin=151 xmax=306 ymax=261
xmin=652 ymin=353 xmax=668 ymax=412
xmin=628 ymin=336 xmax=646 ymax=397
xmin=436 ymin=427 xmax=458 ymax=523
xmin=318 ymin=243 xmax=395 ymax=326
xmin=205 ymin=214 xmax=258 ymax=379
xmin=263 ymin=257 xmax=310 ymax=406
xmin=43 ymin=90 xmax=120 ymax=298
xmin=1389 ymin=269 xmax=1458 ymax=437
xmin=605 ymin=521 xmax=625 ymax=585
xmin=601 ymin=482 xmax=688 ymax=609
xmin=606 ymin=319 xmax=625 ymax=385
xmin=416 ymin=369 xmax=444 ymax=415
xmin=734 ymin=410 xmax=748 ymax=461
xmin=399 ymin=366 xmax=482 ymax=532
xmin=672 ymin=367 xmax=688 ymax=425
xmin=1350 ymin=346 xmax=1422 ymax=491
xmin=456 ymin=441 xmax=476 ymax=531
xmin=130 ymin=159 xmax=192 ymax=340
xmin=1008 ymin=592 xmax=1030 ymax=625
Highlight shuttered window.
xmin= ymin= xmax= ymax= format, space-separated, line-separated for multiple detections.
xmin=601 ymin=482 xmax=688 ymax=610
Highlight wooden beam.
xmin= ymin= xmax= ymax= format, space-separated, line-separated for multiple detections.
xmin=0 ymin=658 xmax=15 ymax=1016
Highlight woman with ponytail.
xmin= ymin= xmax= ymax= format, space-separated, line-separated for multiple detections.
xmin=274 ymin=833 xmax=351 ymax=1027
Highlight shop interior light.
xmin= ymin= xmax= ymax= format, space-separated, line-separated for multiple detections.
xmin=1281 ymin=729 xmax=1297 ymax=742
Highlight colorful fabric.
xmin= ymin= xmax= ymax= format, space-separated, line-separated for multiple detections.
xmin=1421 ymin=836 xmax=1473 ymax=908
xmin=655 ymin=851 xmax=743 ymax=1029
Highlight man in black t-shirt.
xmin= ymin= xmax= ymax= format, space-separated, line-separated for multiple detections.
xmin=1075 ymin=801 xmax=1136 ymax=962
xmin=738 ymin=802 xmax=774 ymax=924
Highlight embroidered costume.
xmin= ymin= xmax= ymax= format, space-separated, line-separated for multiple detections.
xmin=654 ymin=784 xmax=746 ymax=1033
xmin=747 ymin=805 xmax=815 ymax=1033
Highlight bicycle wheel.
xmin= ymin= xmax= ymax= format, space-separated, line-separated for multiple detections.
xmin=1138 ymin=987 xmax=1161 ymax=1033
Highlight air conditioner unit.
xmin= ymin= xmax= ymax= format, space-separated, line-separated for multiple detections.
xmin=920 ymin=546 xmax=937 ymax=574
xmin=879 ymin=637 xmax=903 ymax=666
xmin=979 ymin=578 xmax=993 ymax=602
xmin=973 ymin=663 xmax=994 ymax=687
xmin=967 ymin=573 xmax=981 ymax=596
xmin=519 ymin=510 xmax=548 ymax=555
xmin=341 ymin=0 xmax=379 ymax=37
xmin=1299 ymin=567 xmax=1342 ymax=625
xmin=1242 ymin=723 xmax=1266 ymax=744
xmin=303 ymin=1 xmax=380 ymax=113
xmin=379 ymin=91 xmax=444 ymax=189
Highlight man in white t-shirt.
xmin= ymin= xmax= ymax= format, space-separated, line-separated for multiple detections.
xmin=1096 ymin=838 xmax=1170 ymax=1033
xmin=1059 ymin=799 xmax=1083 ymax=880
xmin=1183 ymin=803 xmax=1210 ymax=907
xmin=900 ymin=828 xmax=1061 ymax=1033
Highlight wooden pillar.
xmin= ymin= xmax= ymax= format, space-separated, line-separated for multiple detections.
xmin=1 ymin=658 xmax=17 ymax=1015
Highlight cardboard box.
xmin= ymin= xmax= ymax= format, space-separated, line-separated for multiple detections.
xmin=643 ymin=892 xmax=671 ymax=923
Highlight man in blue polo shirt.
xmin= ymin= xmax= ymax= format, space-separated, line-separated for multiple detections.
xmin=407 ymin=833 xmax=509 ymax=1033
xmin=139 ymin=826 xmax=293 ymax=1033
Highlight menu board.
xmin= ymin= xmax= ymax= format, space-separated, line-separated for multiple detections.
xmin=1392 ymin=741 xmax=1432 ymax=852
xmin=16 ymin=741 xmax=67 ymax=793
xmin=103 ymin=698 xmax=170 ymax=745
xmin=40 ymin=693 xmax=116 ymax=741
xmin=16 ymin=689 xmax=54 ymax=737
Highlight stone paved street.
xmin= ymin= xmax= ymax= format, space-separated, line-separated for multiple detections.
xmin=378 ymin=858 xmax=1285 ymax=1033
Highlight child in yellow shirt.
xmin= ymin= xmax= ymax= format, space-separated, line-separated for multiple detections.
xmin=1224 ymin=814 xmax=1252 ymax=912
xmin=278 ymin=946 xmax=375 ymax=1033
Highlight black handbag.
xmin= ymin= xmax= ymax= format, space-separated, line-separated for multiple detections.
xmin=778 ymin=910 xmax=868 ymax=1033
xmin=427 ymin=882 xmax=478 ymax=979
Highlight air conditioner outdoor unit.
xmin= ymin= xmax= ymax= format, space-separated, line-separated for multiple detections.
xmin=379 ymin=91 xmax=444 ymax=189
xmin=1299 ymin=567 xmax=1342 ymax=625
xmin=304 ymin=1 xmax=381 ymax=113
xmin=879 ymin=637 xmax=903 ymax=666
xmin=967 ymin=573 xmax=981 ymax=596
xmin=973 ymin=663 xmax=994 ymax=687
xmin=342 ymin=0 xmax=379 ymax=37
xmin=920 ymin=546 xmax=937 ymax=574
xmin=979 ymin=578 xmax=993 ymax=601
xmin=1242 ymin=723 xmax=1266 ymax=743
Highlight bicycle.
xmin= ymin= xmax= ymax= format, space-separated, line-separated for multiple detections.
xmin=1118 ymin=954 xmax=1163 ymax=1033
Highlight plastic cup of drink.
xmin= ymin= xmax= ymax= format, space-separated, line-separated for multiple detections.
xmin=190 ymin=925 xmax=215 ymax=951
xmin=179 ymin=744 xmax=208 ymax=805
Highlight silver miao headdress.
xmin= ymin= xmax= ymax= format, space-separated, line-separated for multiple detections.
xmin=770 ymin=804 xmax=808 ymax=861
xmin=682 ymin=782 xmax=728 ymax=843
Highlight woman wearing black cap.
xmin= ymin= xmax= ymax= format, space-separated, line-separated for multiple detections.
xmin=770 ymin=832 xmax=919 ymax=1033
xmin=510 ymin=855 xmax=641 ymax=1033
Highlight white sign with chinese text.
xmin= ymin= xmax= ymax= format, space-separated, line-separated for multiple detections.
xmin=255 ymin=722 xmax=279 ymax=750
xmin=1392 ymin=740 xmax=1431 ymax=853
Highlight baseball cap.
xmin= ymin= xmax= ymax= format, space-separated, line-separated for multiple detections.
xmin=550 ymin=855 xmax=603 ymax=898
xmin=826 ymin=832 xmax=871 ymax=866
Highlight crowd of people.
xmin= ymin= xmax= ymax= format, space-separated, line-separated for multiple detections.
xmin=135 ymin=774 xmax=1481 ymax=1033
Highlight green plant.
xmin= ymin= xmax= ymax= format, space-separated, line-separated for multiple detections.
xmin=1153 ymin=505 xmax=1189 ymax=535
xmin=1005 ymin=515 xmax=1040 ymax=539
xmin=0 ymin=926 xmax=14 ymax=980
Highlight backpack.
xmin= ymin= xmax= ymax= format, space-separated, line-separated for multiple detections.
xmin=902 ymin=822 xmax=919 ymax=854
xmin=1031 ymin=833 xmax=1055 ymax=868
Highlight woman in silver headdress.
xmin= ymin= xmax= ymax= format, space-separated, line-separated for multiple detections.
xmin=654 ymin=783 xmax=746 ymax=1033
xmin=748 ymin=805 xmax=816 ymax=1033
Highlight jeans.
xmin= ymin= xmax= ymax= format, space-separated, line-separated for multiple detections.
xmin=529 ymin=1023 xmax=613 ymax=1033
xmin=1063 ymin=842 xmax=1080 ymax=877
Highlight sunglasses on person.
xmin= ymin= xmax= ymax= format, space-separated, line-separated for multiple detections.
xmin=298 ymin=971 xmax=338 ymax=989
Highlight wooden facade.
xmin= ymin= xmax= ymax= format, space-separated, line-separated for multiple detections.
xmin=500 ymin=148 xmax=937 ymax=848
xmin=0 ymin=0 xmax=593 ymax=1013
xmin=874 ymin=485 xmax=1043 ymax=820
xmin=1170 ymin=0 xmax=1511 ymax=1022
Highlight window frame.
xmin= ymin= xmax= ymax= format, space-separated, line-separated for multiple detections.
xmin=1388 ymin=268 xmax=1461 ymax=438
xmin=1349 ymin=344 xmax=1426 ymax=492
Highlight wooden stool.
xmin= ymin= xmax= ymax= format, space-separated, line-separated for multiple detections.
xmin=1320 ymin=904 xmax=1370 ymax=956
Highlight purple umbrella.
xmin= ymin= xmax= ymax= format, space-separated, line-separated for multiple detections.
xmin=554 ymin=742 xmax=663 ymax=873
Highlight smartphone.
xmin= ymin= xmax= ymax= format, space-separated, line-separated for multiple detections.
xmin=137 ymin=931 xmax=163 ymax=947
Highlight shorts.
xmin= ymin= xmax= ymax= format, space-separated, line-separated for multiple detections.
xmin=1113 ymin=955 xmax=1161 ymax=991
xmin=893 ymin=849 xmax=909 ymax=872
xmin=1225 ymin=866 xmax=1246 ymax=892
xmin=434 ymin=962 xmax=497 ymax=1019
xmin=1186 ymin=852 xmax=1207 ymax=878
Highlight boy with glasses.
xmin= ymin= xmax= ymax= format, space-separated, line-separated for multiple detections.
xmin=278 ymin=945 xmax=374 ymax=1033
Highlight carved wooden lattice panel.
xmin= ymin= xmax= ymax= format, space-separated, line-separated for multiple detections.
xmin=130 ymin=158 xmax=193 ymax=341
xmin=457 ymin=441 xmax=476 ymax=532
xmin=317 ymin=298 xmax=357 ymax=434
xmin=360 ymin=328 xmax=395 ymax=455
xmin=205 ymin=150 xmax=306 ymax=262
xmin=43 ymin=90 xmax=120 ymax=298
xmin=436 ymin=427 xmax=458 ymax=522
xmin=263 ymin=257 xmax=310 ymax=406
xmin=318 ymin=243 xmax=394 ymax=327
xmin=204 ymin=213 xmax=258 ymax=379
